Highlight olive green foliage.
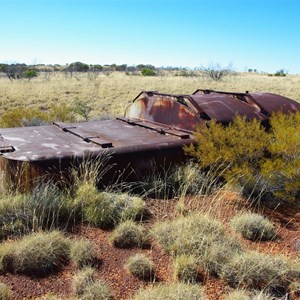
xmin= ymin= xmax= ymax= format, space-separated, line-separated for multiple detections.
xmin=70 ymin=239 xmax=97 ymax=269
xmin=0 ymin=282 xmax=12 ymax=300
xmin=72 ymin=267 xmax=112 ymax=300
xmin=74 ymin=182 xmax=147 ymax=228
xmin=152 ymin=213 xmax=241 ymax=275
xmin=185 ymin=113 xmax=300 ymax=203
xmin=141 ymin=68 xmax=156 ymax=76
xmin=110 ymin=220 xmax=148 ymax=248
xmin=22 ymin=69 xmax=38 ymax=81
xmin=173 ymin=255 xmax=198 ymax=283
xmin=125 ymin=253 xmax=154 ymax=280
xmin=0 ymin=231 xmax=70 ymax=275
xmin=221 ymin=251 xmax=294 ymax=290
xmin=230 ymin=212 xmax=276 ymax=241
xmin=131 ymin=283 xmax=205 ymax=300
xmin=72 ymin=99 xmax=92 ymax=121
xmin=0 ymin=103 xmax=75 ymax=128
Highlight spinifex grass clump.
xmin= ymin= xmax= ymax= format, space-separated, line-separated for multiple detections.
xmin=221 ymin=251 xmax=295 ymax=291
xmin=0 ymin=282 xmax=12 ymax=300
xmin=0 ymin=231 xmax=70 ymax=276
xmin=110 ymin=220 xmax=148 ymax=248
xmin=230 ymin=212 xmax=276 ymax=241
xmin=125 ymin=253 xmax=154 ymax=280
xmin=152 ymin=213 xmax=241 ymax=276
xmin=72 ymin=267 xmax=112 ymax=300
xmin=0 ymin=183 xmax=73 ymax=240
xmin=74 ymin=181 xmax=147 ymax=228
xmin=70 ymin=239 xmax=97 ymax=269
xmin=173 ymin=255 xmax=198 ymax=283
xmin=131 ymin=283 xmax=205 ymax=300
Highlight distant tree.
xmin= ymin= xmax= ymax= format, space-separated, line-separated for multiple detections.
xmin=274 ymin=69 xmax=287 ymax=77
xmin=67 ymin=62 xmax=89 ymax=72
xmin=141 ymin=68 xmax=156 ymax=76
xmin=115 ymin=64 xmax=127 ymax=72
xmin=136 ymin=64 xmax=155 ymax=71
xmin=201 ymin=62 xmax=234 ymax=81
xmin=4 ymin=64 xmax=27 ymax=81
xmin=23 ymin=69 xmax=38 ymax=81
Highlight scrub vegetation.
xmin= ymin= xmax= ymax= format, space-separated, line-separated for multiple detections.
xmin=0 ymin=70 xmax=299 ymax=299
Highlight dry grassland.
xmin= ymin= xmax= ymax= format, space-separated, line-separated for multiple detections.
xmin=0 ymin=72 xmax=300 ymax=120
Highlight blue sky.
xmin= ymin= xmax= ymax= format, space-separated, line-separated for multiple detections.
xmin=0 ymin=0 xmax=299 ymax=73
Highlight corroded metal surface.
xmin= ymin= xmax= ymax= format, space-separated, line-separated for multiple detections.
xmin=1 ymin=90 xmax=300 ymax=190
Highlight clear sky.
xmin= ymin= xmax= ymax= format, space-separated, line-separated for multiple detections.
xmin=0 ymin=0 xmax=299 ymax=73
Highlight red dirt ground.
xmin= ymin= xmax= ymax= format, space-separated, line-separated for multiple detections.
xmin=0 ymin=192 xmax=299 ymax=300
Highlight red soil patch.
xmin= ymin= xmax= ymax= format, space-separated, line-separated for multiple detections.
xmin=0 ymin=192 xmax=299 ymax=300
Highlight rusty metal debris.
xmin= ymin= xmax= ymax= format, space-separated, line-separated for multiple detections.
xmin=0 ymin=90 xmax=299 ymax=190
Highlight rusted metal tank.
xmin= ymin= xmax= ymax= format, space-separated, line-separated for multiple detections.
xmin=0 ymin=90 xmax=299 ymax=190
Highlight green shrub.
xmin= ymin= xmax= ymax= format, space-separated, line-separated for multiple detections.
xmin=131 ymin=283 xmax=205 ymax=300
xmin=23 ymin=69 xmax=38 ymax=81
xmin=72 ymin=267 xmax=112 ymax=300
xmin=0 ymin=282 xmax=12 ymax=300
xmin=230 ymin=212 xmax=276 ymax=241
xmin=185 ymin=113 xmax=300 ymax=203
xmin=110 ymin=220 xmax=148 ymax=248
xmin=152 ymin=213 xmax=241 ymax=275
xmin=0 ymin=231 xmax=70 ymax=275
xmin=221 ymin=251 xmax=293 ymax=290
xmin=125 ymin=253 xmax=154 ymax=280
xmin=173 ymin=255 xmax=198 ymax=283
xmin=70 ymin=239 xmax=97 ymax=269
xmin=141 ymin=68 xmax=156 ymax=76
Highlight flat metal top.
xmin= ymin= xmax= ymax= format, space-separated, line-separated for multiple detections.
xmin=0 ymin=119 xmax=191 ymax=161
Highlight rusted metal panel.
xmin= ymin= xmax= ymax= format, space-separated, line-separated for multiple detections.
xmin=193 ymin=89 xmax=300 ymax=118
xmin=1 ymin=89 xmax=300 ymax=191
xmin=124 ymin=92 xmax=204 ymax=132
xmin=248 ymin=93 xmax=300 ymax=115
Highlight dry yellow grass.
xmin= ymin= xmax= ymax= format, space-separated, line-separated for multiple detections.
xmin=0 ymin=71 xmax=300 ymax=119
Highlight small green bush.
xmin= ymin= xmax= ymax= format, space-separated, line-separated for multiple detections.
xmin=70 ymin=239 xmax=97 ymax=269
xmin=125 ymin=253 xmax=154 ymax=280
xmin=185 ymin=112 xmax=300 ymax=203
xmin=221 ymin=251 xmax=293 ymax=290
xmin=131 ymin=283 xmax=205 ymax=300
xmin=141 ymin=68 xmax=156 ymax=76
xmin=110 ymin=220 xmax=148 ymax=248
xmin=0 ymin=231 xmax=70 ymax=275
xmin=0 ymin=282 xmax=12 ymax=300
xmin=173 ymin=255 xmax=198 ymax=283
xmin=230 ymin=212 xmax=276 ymax=241
xmin=72 ymin=267 xmax=112 ymax=300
